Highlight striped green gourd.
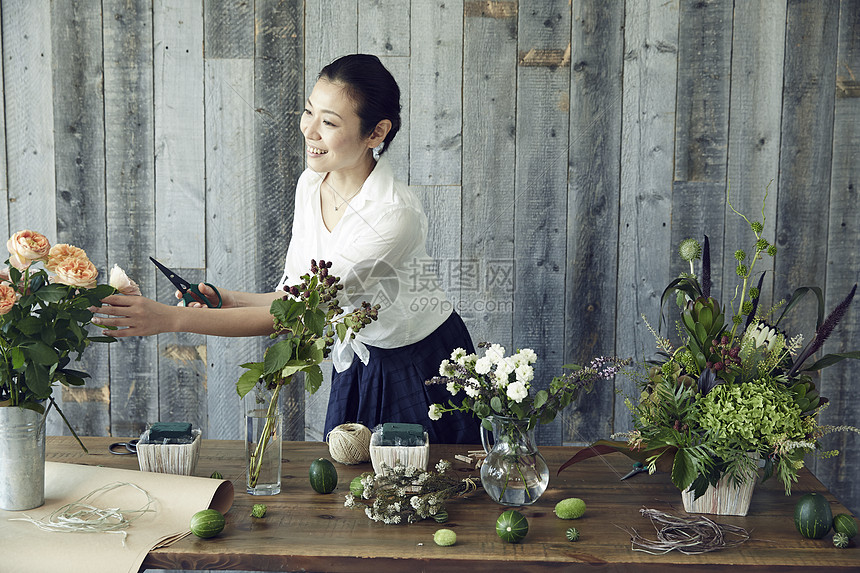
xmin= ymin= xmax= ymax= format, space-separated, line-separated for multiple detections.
xmin=793 ymin=493 xmax=832 ymax=539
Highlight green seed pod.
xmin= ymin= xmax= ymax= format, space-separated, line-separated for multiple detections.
xmin=736 ymin=264 xmax=748 ymax=277
xmin=734 ymin=249 xmax=746 ymax=261
xmin=742 ymin=300 xmax=754 ymax=315
xmin=748 ymin=287 xmax=760 ymax=299
xmin=767 ymin=245 xmax=777 ymax=256
xmin=678 ymin=238 xmax=702 ymax=262
xmin=433 ymin=508 xmax=449 ymax=523
xmin=251 ymin=503 xmax=268 ymax=518
xmin=833 ymin=532 xmax=849 ymax=549
xmin=750 ymin=221 xmax=764 ymax=233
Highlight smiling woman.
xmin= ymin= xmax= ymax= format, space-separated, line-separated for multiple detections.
xmin=94 ymin=54 xmax=480 ymax=445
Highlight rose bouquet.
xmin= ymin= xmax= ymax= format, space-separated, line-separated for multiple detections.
xmin=1 ymin=230 xmax=138 ymax=444
xmin=561 ymin=195 xmax=860 ymax=509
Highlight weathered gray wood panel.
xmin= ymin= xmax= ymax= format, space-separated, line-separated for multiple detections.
xmin=256 ymin=0 xmax=305 ymax=440
xmin=513 ymin=1 xmax=570 ymax=445
xmin=359 ymin=0 xmax=410 ymax=57
xmin=409 ymin=0 xmax=463 ymax=186
xmin=0 ymin=18 xmax=8 ymax=239
xmin=564 ymin=0 xmax=624 ymax=445
xmin=461 ymin=1 xmax=518 ymax=349
xmin=2 ymin=0 xmax=56 ymax=239
xmin=103 ymin=0 xmax=159 ymax=439
xmin=670 ymin=0 xmax=732 ymax=298
xmin=204 ymin=58 xmax=258 ymax=440
xmin=153 ymin=0 xmax=206 ymax=268
xmin=614 ymin=0 xmax=679 ymax=435
xmin=722 ymin=0 xmax=784 ymax=311
xmin=204 ymin=0 xmax=254 ymax=59
xmin=815 ymin=0 xmax=860 ymax=524
xmin=775 ymin=0 xmax=839 ymax=342
xmin=50 ymin=0 xmax=110 ymax=437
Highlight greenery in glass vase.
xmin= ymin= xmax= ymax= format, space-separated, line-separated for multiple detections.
xmin=562 ymin=193 xmax=860 ymax=498
xmin=0 ymin=230 xmax=137 ymax=449
xmin=237 ymin=259 xmax=379 ymax=487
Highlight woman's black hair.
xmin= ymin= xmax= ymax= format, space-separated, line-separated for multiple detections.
xmin=318 ymin=54 xmax=401 ymax=155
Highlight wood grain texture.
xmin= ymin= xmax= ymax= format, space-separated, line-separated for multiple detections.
xmin=203 ymin=57 xmax=260 ymax=440
xmin=2 ymin=0 xmax=56 ymax=234
xmin=564 ymin=0 xmax=624 ymax=445
xmin=46 ymin=436 xmax=859 ymax=572
xmin=153 ymin=0 xmax=205 ymax=268
xmin=359 ymin=0 xmax=410 ymax=57
xmin=774 ymin=0 xmax=839 ymax=342
xmin=409 ymin=0 xmax=464 ymax=186
xmin=0 ymin=18 xmax=8 ymax=239
xmin=255 ymin=0 xmax=305 ymax=440
xmin=722 ymin=0 xmax=785 ymax=312
xmin=461 ymin=3 xmax=517 ymax=349
xmin=670 ymin=0 xmax=732 ymax=297
xmin=514 ymin=1 xmax=570 ymax=445
xmin=304 ymin=0 xmax=358 ymax=97
xmin=614 ymin=0 xmax=679 ymax=435
xmin=102 ymin=0 xmax=159 ymax=438
xmin=50 ymin=0 xmax=110 ymax=437
xmin=377 ymin=56 xmax=410 ymax=184
xmin=204 ymin=0 xmax=254 ymax=59
xmin=813 ymin=0 xmax=860 ymax=527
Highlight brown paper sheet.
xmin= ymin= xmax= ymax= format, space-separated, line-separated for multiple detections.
xmin=0 ymin=461 xmax=233 ymax=573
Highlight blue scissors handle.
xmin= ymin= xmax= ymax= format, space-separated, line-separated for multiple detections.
xmin=149 ymin=257 xmax=223 ymax=308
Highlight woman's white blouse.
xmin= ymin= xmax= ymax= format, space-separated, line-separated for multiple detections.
xmin=276 ymin=156 xmax=452 ymax=372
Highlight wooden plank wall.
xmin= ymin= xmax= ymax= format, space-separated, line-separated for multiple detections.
xmin=1 ymin=0 xmax=858 ymax=516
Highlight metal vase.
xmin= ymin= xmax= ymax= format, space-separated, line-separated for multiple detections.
xmin=0 ymin=406 xmax=47 ymax=511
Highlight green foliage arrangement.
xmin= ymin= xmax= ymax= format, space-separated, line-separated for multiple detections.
xmin=237 ymin=259 xmax=378 ymax=487
xmin=612 ymin=192 xmax=860 ymax=498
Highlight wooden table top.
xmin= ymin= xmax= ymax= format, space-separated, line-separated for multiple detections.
xmin=46 ymin=436 xmax=857 ymax=572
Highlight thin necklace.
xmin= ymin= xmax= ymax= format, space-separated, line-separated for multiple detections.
xmin=327 ymin=178 xmax=364 ymax=211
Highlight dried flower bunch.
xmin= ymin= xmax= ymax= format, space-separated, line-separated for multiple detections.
xmin=426 ymin=343 xmax=626 ymax=430
xmin=612 ymin=193 xmax=860 ymax=497
xmin=344 ymin=460 xmax=479 ymax=524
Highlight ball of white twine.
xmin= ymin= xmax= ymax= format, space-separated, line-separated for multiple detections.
xmin=326 ymin=423 xmax=372 ymax=464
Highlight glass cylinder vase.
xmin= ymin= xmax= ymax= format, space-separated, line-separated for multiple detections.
xmin=480 ymin=415 xmax=549 ymax=506
xmin=244 ymin=385 xmax=283 ymax=495
xmin=0 ymin=406 xmax=46 ymax=511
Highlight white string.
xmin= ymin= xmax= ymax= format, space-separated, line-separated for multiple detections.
xmin=10 ymin=482 xmax=156 ymax=547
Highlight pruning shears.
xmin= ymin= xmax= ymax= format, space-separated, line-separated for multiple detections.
xmin=150 ymin=257 xmax=222 ymax=308
xmin=620 ymin=461 xmax=647 ymax=481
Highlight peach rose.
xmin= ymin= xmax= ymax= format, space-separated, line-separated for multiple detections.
xmin=6 ymin=230 xmax=51 ymax=270
xmin=0 ymin=284 xmax=17 ymax=315
xmin=52 ymin=257 xmax=98 ymax=289
xmin=108 ymin=264 xmax=141 ymax=295
xmin=45 ymin=243 xmax=89 ymax=271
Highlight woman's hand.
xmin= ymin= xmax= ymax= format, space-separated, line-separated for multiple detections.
xmin=176 ymin=283 xmax=233 ymax=308
xmin=92 ymin=295 xmax=179 ymax=337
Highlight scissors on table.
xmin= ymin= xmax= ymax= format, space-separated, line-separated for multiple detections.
xmin=108 ymin=439 xmax=139 ymax=455
xmin=149 ymin=257 xmax=222 ymax=308
xmin=620 ymin=461 xmax=647 ymax=481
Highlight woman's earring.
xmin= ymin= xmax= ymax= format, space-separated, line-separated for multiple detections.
xmin=373 ymin=142 xmax=385 ymax=159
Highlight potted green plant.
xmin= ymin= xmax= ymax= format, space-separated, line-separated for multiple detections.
xmin=237 ymin=259 xmax=378 ymax=495
xmin=560 ymin=194 xmax=860 ymax=515
xmin=0 ymin=230 xmax=134 ymax=510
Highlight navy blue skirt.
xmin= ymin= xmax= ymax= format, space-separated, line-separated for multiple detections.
xmin=324 ymin=312 xmax=481 ymax=445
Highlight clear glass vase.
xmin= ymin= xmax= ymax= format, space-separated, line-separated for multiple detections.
xmin=480 ymin=415 xmax=549 ymax=506
xmin=244 ymin=385 xmax=283 ymax=495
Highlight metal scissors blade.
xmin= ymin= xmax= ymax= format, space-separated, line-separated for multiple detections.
xmin=149 ymin=257 xmax=222 ymax=308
